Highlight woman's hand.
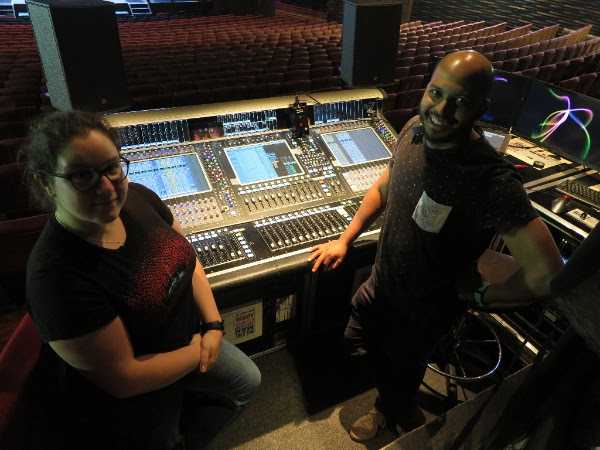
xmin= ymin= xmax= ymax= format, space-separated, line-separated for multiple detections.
xmin=199 ymin=330 xmax=223 ymax=373
xmin=308 ymin=239 xmax=349 ymax=272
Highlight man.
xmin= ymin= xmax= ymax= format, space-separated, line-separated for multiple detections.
xmin=309 ymin=50 xmax=563 ymax=441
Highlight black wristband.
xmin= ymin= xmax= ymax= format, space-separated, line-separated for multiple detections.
xmin=473 ymin=281 xmax=491 ymax=308
xmin=201 ymin=320 xmax=225 ymax=335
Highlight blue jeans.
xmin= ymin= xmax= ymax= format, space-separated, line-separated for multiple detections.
xmin=180 ymin=339 xmax=262 ymax=449
xmin=93 ymin=340 xmax=260 ymax=450
xmin=39 ymin=340 xmax=260 ymax=450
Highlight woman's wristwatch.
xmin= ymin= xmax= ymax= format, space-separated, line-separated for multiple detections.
xmin=201 ymin=320 xmax=225 ymax=335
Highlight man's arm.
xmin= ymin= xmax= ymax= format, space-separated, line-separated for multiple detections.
xmin=340 ymin=167 xmax=390 ymax=245
xmin=308 ymin=167 xmax=390 ymax=272
xmin=477 ymin=217 xmax=563 ymax=309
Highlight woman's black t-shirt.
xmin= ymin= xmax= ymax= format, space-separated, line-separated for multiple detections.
xmin=26 ymin=182 xmax=199 ymax=447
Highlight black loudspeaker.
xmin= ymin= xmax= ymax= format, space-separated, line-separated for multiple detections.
xmin=27 ymin=0 xmax=129 ymax=112
xmin=340 ymin=0 xmax=403 ymax=86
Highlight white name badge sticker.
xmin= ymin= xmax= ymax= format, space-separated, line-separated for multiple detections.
xmin=412 ymin=190 xmax=452 ymax=233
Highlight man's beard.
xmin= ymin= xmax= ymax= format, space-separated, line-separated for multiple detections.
xmin=419 ymin=109 xmax=472 ymax=147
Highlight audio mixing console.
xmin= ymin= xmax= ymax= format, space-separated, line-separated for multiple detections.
xmin=105 ymin=89 xmax=395 ymax=281
xmin=105 ymin=86 xmax=600 ymax=357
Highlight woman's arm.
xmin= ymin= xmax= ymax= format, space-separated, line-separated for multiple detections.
xmin=172 ymin=219 xmax=223 ymax=372
xmin=50 ymin=317 xmax=201 ymax=399
xmin=172 ymin=219 xmax=222 ymax=324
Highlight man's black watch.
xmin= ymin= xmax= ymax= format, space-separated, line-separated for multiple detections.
xmin=201 ymin=320 xmax=225 ymax=335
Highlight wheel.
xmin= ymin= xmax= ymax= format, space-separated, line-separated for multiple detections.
xmin=427 ymin=311 xmax=502 ymax=382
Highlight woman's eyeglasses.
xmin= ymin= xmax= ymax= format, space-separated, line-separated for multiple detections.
xmin=42 ymin=156 xmax=130 ymax=192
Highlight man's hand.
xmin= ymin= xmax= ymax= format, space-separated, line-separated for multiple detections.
xmin=198 ymin=330 xmax=223 ymax=373
xmin=308 ymin=239 xmax=349 ymax=272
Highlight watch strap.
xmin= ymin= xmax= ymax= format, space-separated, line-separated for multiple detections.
xmin=201 ymin=320 xmax=225 ymax=334
xmin=473 ymin=281 xmax=491 ymax=308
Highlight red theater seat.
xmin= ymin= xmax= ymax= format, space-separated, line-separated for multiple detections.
xmin=506 ymin=47 xmax=519 ymax=59
xmin=0 ymin=313 xmax=43 ymax=450
xmin=398 ymin=74 xmax=426 ymax=91
xmin=281 ymin=79 xmax=311 ymax=94
xmin=517 ymin=54 xmax=533 ymax=71
xmin=566 ymin=57 xmax=586 ymax=79
xmin=537 ymin=64 xmax=556 ymax=81
xmin=579 ymin=72 xmax=598 ymax=94
xmin=559 ymin=76 xmax=580 ymax=91
xmin=409 ymin=62 xmax=429 ymax=76
xmin=384 ymin=108 xmax=417 ymax=132
xmin=520 ymin=67 xmax=540 ymax=78
xmin=531 ymin=52 xmax=545 ymax=67
xmin=554 ymin=46 xmax=567 ymax=62
xmin=517 ymin=45 xmax=530 ymax=58
xmin=395 ymin=89 xmax=424 ymax=109
xmin=310 ymin=76 xmax=340 ymax=91
xmin=502 ymin=58 xmax=519 ymax=72
xmin=541 ymin=48 xmax=557 ymax=66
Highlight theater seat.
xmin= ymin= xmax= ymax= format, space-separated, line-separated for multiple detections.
xmin=384 ymin=107 xmax=417 ymax=132
xmin=0 ymin=214 xmax=48 ymax=305
xmin=0 ymin=163 xmax=42 ymax=221
xmin=537 ymin=64 xmax=556 ymax=81
xmin=579 ymin=72 xmax=598 ymax=94
xmin=559 ymin=76 xmax=580 ymax=91
xmin=0 ymin=313 xmax=42 ymax=450
xmin=520 ymin=67 xmax=540 ymax=78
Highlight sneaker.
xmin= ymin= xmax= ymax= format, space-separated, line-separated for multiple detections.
xmin=349 ymin=408 xmax=386 ymax=442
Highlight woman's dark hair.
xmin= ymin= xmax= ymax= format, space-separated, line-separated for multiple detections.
xmin=18 ymin=110 xmax=119 ymax=210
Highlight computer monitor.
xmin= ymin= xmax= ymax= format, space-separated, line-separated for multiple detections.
xmin=224 ymin=140 xmax=304 ymax=185
xmin=127 ymin=153 xmax=211 ymax=200
xmin=321 ymin=127 xmax=391 ymax=167
xmin=513 ymin=80 xmax=600 ymax=169
xmin=480 ymin=70 xmax=532 ymax=130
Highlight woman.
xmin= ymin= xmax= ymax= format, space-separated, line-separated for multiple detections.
xmin=21 ymin=111 xmax=260 ymax=450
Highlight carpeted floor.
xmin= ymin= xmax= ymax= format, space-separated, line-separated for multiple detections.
xmin=208 ymin=346 xmax=462 ymax=450
xmin=0 ymin=309 xmax=476 ymax=450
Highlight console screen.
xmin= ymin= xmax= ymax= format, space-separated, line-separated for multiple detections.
xmin=224 ymin=140 xmax=303 ymax=185
xmin=127 ymin=153 xmax=211 ymax=199
xmin=321 ymin=127 xmax=391 ymax=166
xmin=513 ymin=80 xmax=600 ymax=169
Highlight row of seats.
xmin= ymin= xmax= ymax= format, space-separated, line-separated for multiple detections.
xmin=519 ymin=58 xmax=594 ymax=83
xmin=559 ymin=72 xmax=600 ymax=97
xmin=394 ymin=25 xmax=596 ymax=85
xmin=117 ymin=19 xmax=592 ymax=112
xmin=496 ymin=40 xmax=600 ymax=76
xmin=1 ymin=14 xmax=600 ymax=161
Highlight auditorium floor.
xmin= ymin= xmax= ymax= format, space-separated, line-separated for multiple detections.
xmin=209 ymin=346 xmax=464 ymax=450
xmin=0 ymin=309 xmax=468 ymax=450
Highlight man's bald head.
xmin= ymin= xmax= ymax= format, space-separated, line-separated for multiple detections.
xmin=435 ymin=50 xmax=493 ymax=100
xmin=419 ymin=50 xmax=494 ymax=149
